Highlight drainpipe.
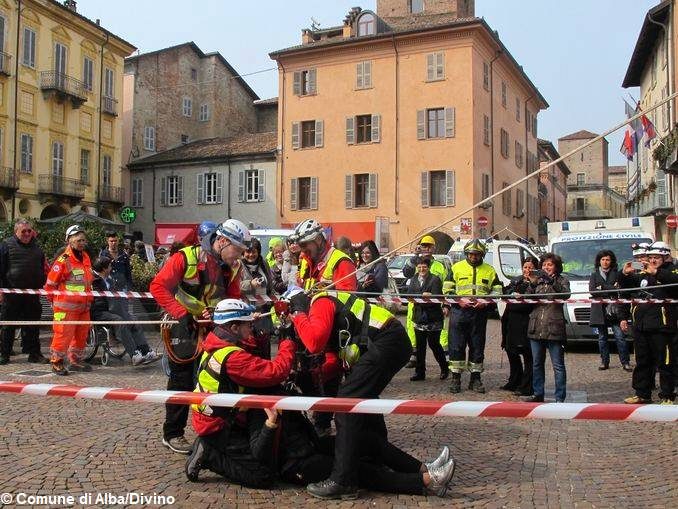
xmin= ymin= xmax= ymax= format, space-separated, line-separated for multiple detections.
xmin=96 ymin=32 xmax=109 ymax=214
xmin=392 ymin=33 xmax=400 ymax=216
xmin=11 ymin=0 xmax=21 ymax=221
xmin=524 ymin=94 xmax=534 ymax=240
xmin=278 ymin=60 xmax=286 ymax=221
xmin=488 ymin=50 xmax=502 ymax=235
xmin=151 ymin=166 xmax=156 ymax=222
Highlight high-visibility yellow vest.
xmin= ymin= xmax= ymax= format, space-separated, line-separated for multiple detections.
xmin=191 ymin=345 xmax=243 ymax=417
xmin=311 ymin=291 xmax=394 ymax=347
xmin=430 ymin=259 xmax=449 ymax=282
xmin=299 ymin=248 xmax=352 ymax=291
xmin=174 ymin=245 xmax=238 ymax=317
xmin=447 ymin=259 xmax=502 ymax=296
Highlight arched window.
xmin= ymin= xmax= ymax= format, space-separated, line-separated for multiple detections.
xmin=357 ymin=13 xmax=376 ymax=36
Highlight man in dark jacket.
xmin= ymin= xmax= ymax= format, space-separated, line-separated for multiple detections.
xmin=620 ymin=241 xmax=678 ymax=405
xmin=588 ymin=250 xmax=631 ymax=371
xmin=99 ymin=232 xmax=132 ymax=292
xmin=0 ymin=219 xmax=48 ymax=364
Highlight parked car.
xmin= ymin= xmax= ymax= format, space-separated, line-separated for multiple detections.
xmin=387 ymin=254 xmax=452 ymax=296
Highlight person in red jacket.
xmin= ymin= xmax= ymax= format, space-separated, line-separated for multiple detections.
xmin=150 ymin=219 xmax=248 ymax=454
xmin=185 ymin=298 xmax=297 ymax=486
xmin=278 ymin=288 xmax=412 ymax=500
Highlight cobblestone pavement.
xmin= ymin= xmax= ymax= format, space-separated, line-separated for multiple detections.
xmin=0 ymin=319 xmax=675 ymax=508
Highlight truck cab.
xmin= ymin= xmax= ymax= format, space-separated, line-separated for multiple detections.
xmin=547 ymin=217 xmax=654 ymax=340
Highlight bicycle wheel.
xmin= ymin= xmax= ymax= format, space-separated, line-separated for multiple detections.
xmin=84 ymin=328 xmax=99 ymax=362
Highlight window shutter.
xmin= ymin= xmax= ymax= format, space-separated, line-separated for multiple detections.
xmin=426 ymin=53 xmax=434 ymax=81
xmin=356 ymin=62 xmax=363 ymax=89
xmin=237 ymin=170 xmax=245 ymax=202
xmin=346 ymin=117 xmax=355 ymax=145
xmin=308 ymin=68 xmax=317 ymax=94
xmin=178 ymin=176 xmax=184 ymax=205
xmin=310 ymin=177 xmax=318 ymax=210
xmin=371 ymin=114 xmax=381 ymax=143
xmin=421 ymin=171 xmax=430 ymax=208
xmin=257 ymin=169 xmax=265 ymax=202
xmin=444 ymin=107 xmax=455 ymax=138
xmin=436 ymin=52 xmax=444 ymax=79
xmin=293 ymin=71 xmax=301 ymax=95
xmin=345 ymin=174 xmax=354 ymax=209
xmin=446 ymin=170 xmax=455 ymax=206
xmin=315 ymin=120 xmax=323 ymax=147
xmin=216 ymin=172 xmax=223 ymax=204
xmin=364 ymin=61 xmax=372 ymax=87
xmin=369 ymin=173 xmax=378 ymax=208
xmin=291 ymin=122 xmax=300 ymax=149
xmin=196 ymin=173 xmax=204 ymax=204
xmin=417 ymin=110 xmax=426 ymax=140
xmin=290 ymin=178 xmax=298 ymax=210
xmin=160 ymin=176 xmax=166 ymax=206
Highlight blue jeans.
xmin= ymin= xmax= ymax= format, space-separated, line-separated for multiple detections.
xmin=596 ymin=325 xmax=630 ymax=366
xmin=530 ymin=339 xmax=567 ymax=402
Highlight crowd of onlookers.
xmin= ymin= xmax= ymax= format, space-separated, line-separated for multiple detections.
xmin=0 ymin=218 xmax=675 ymax=404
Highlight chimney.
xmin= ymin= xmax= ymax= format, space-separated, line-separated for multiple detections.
xmin=64 ymin=0 xmax=77 ymax=12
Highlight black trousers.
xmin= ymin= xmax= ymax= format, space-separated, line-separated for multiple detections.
xmin=506 ymin=344 xmax=533 ymax=393
xmin=201 ymin=427 xmax=275 ymax=488
xmin=0 ymin=294 xmax=42 ymax=357
xmin=414 ymin=328 xmax=448 ymax=377
xmin=331 ymin=321 xmax=412 ymax=486
xmin=286 ymin=433 xmax=424 ymax=495
xmin=164 ymin=357 xmax=198 ymax=439
xmin=632 ymin=329 xmax=677 ymax=400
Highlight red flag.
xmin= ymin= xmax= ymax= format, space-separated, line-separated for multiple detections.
xmin=641 ymin=114 xmax=656 ymax=147
xmin=620 ymin=127 xmax=636 ymax=161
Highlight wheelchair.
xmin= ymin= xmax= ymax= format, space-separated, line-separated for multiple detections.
xmin=84 ymin=325 xmax=127 ymax=366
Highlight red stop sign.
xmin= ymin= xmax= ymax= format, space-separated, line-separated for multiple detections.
xmin=667 ymin=215 xmax=678 ymax=229
xmin=477 ymin=216 xmax=489 ymax=227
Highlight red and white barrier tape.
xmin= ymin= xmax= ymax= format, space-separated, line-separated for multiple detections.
xmin=0 ymin=382 xmax=675 ymax=422
xmin=2 ymin=287 xmax=677 ymax=305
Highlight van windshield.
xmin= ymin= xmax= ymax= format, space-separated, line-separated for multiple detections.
xmin=551 ymin=237 xmax=653 ymax=280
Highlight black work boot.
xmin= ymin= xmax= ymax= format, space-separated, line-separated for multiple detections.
xmin=449 ymin=373 xmax=462 ymax=394
xmin=307 ymin=479 xmax=358 ymax=500
xmin=469 ymin=373 xmax=486 ymax=393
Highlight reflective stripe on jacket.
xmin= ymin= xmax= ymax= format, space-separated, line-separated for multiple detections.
xmin=299 ymin=248 xmax=353 ymax=291
xmin=45 ymin=246 xmax=92 ymax=312
xmin=448 ymin=259 xmax=501 ymax=296
xmin=192 ymin=345 xmax=243 ymax=417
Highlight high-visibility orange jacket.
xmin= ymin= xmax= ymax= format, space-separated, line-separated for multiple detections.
xmin=44 ymin=246 xmax=93 ymax=313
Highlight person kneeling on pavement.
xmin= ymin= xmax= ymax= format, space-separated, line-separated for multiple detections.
xmin=90 ymin=257 xmax=159 ymax=366
xmin=185 ymin=299 xmax=297 ymax=487
xmin=246 ymin=406 xmax=456 ymax=498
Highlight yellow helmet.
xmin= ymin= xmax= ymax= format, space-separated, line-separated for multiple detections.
xmin=420 ymin=235 xmax=436 ymax=246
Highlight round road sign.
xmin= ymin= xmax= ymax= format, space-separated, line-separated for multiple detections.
xmin=477 ymin=216 xmax=489 ymax=227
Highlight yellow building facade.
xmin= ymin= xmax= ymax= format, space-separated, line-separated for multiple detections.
xmin=271 ymin=5 xmax=547 ymax=251
xmin=0 ymin=0 xmax=135 ymax=223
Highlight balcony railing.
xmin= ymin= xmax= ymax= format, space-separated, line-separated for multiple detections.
xmin=102 ymin=96 xmax=118 ymax=116
xmin=568 ymin=209 xmax=613 ymax=220
xmin=99 ymin=184 xmax=124 ymax=204
xmin=38 ymin=175 xmax=85 ymax=199
xmin=0 ymin=51 xmax=12 ymax=76
xmin=0 ymin=167 xmax=19 ymax=190
xmin=40 ymin=71 xmax=87 ymax=106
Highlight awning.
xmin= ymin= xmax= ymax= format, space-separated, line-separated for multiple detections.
xmin=155 ymin=225 xmax=197 ymax=246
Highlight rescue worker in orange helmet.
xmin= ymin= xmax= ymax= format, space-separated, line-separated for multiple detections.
xmin=45 ymin=225 xmax=94 ymax=375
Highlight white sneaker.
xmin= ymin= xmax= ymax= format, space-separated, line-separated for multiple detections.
xmin=131 ymin=351 xmax=145 ymax=366
xmin=142 ymin=350 xmax=160 ymax=365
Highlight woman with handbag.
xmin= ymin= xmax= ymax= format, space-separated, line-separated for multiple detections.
xmin=588 ymin=250 xmax=632 ymax=372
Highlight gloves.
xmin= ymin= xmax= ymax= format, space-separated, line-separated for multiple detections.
xmin=289 ymin=292 xmax=310 ymax=314
xmin=273 ymin=300 xmax=290 ymax=317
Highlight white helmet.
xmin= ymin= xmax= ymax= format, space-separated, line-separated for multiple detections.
xmin=293 ymin=219 xmax=325 ymax=244
xmin=65 ymin=224 xmax=85 ymax=241
xmin=646 ymin=241 xmax=672 ymax=256
xmin=216 ymin=219 xmax=251 ymax=249
xmin=213 ymin=299 xmax=256 ymax=324
xmin=281 ymin=285 xmax=305 ymax=301
xmin=632 ymin=242 xmax=650 ymax=257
